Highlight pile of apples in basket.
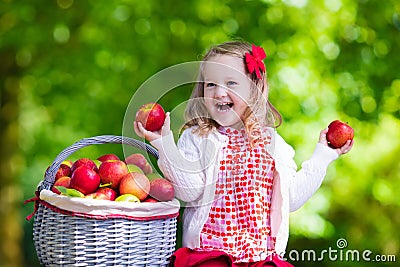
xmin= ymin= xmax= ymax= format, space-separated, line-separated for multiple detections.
xmin=51 ymin=153 xmax=174 ymax=203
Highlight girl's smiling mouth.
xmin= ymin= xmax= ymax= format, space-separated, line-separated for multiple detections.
xmin=216 ymin=101 xmax=234 ymax=112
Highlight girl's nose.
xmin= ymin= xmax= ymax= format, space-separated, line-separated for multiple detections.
xmin=214 ymin=85 xmax=228 ymax=98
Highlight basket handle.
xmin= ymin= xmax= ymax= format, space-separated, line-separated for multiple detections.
xmin=40 ymin=135 xmax=158 ymax=192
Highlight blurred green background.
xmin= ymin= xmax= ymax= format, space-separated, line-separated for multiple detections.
xmin=1 ymin=0 xmax=399 ymax=266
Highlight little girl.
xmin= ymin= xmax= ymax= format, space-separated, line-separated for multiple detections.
xmin=134 ymin=41 xmax=353 ymax=267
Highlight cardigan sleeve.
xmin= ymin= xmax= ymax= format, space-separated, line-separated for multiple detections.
xmin=150 ymin=129 xmax=218 ymax=202
xmin=274 ymin=133 xmax=338 ymax=212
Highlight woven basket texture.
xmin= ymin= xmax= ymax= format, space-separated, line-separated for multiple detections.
xmin=32 ymin=135 xmax=178 ymax=266
xmin=34 ymin=204 xmax=177 ymax=266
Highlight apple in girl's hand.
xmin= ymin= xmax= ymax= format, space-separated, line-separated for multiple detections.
xmin=85 ymin=187 xmax=117 ymax=201
xmin=119 ymin=172 xmax=150 ymax=201
xmin=71 ymin=158 xmax=98 ymax=173
xmin=98 ymin=160 xmax=129 ymax=190
xmin=70 ymin=165 xmax=101 ymax=195
xmin=135 ymin=102 xmax=166 ymax=131
xmin=326 ymin=120 xmax=354 ymax=148
xmin=97 ymin=154 xmax=120 ymax=162
xmin=52 ymin=176 xmax=71 ymax=194
xmin=125 ymin=153 xmax=153 ymax=174
xmin=149 ymin=178 xmax=175 ymax=202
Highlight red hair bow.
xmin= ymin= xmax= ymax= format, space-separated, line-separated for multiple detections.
xmin=245 ymin=44 xmax=266 ymax=79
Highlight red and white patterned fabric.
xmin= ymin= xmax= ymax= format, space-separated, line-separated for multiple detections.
xmin=198 ymin=127 xmax=276 ymax=263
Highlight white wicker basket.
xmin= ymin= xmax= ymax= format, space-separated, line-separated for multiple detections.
xmin=30 ymin=135 xmax=180 ymax=266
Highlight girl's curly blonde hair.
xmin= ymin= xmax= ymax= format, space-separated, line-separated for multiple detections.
xmin=184 ymin=41 xmax=282 ymax=146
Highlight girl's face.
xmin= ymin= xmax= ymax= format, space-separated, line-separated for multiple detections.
xmin=202 ymin=55 xmax=252 ymax=129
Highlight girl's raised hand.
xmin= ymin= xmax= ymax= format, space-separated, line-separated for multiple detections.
xmin=134 ymin=112 xmax=171 ymax=142
xmin=318 ymin=128 xmax=354 ymax=156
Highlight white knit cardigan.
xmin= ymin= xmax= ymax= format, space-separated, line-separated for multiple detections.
xmin=150 ymin=127 xmax=338 ymax=257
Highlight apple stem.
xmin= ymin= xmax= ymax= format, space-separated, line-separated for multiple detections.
xmin=99 ymin=182 xmax=112 ymax=188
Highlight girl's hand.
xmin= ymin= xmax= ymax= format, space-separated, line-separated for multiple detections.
xmin=134 ymin=112 xmax=171 ymax=142
xmin=318 ymin=128 xmax=354 ymax=156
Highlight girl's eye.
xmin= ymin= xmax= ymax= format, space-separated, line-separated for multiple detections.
xmin=227 ymin=81 xmax=237 ymax=87
xmin=205 ymin=82 xmax=216 ymax=88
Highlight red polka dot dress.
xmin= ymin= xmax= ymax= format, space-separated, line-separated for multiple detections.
xmin=198 ymin=127 xmax=276 ymax=263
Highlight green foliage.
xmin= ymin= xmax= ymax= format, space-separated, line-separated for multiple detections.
xmin=1 ymin=0 xmax=399 ymax=266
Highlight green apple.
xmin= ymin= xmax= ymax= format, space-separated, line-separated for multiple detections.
xmin=146 ymin=172 xmax=163 ymax=181
xmin=127 ymin=164 xmax=144 ymax=174
xmin=115 ymin=194 xmax=140 ymax=203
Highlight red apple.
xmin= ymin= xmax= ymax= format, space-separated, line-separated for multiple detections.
xmin=135 ymin=102 xmax=166 ymax=131
xmin=98 ymin=160 xmax=129 ymax=190
xmin=149 ymin=178 xmax=175 ymax=202
xmin=125 ymin=153 xmax=153 ymax=174
xmin=119 ymin=172 xmax=150 ymax=201
xmin=143 ymin=197 xmax=159 ymax=203
xmin=326 ymin=120 xmax=354 ymax=148
xmin=62 ymin=160 xmax=73 ymax=167
xmin=70 ymin=165 xmax=101 ymax=195
xmin=71 ymin=158 xmax=98 ymax=173
xmin=97 ymin=154 xmax=120 ymax=162
xmin=85 ymin=187 xmax=117 ymax=201
xmin=52 ymin=176 xmax=71 ymax=194
xmin=55 ymin=164 xmax=72 ymax=181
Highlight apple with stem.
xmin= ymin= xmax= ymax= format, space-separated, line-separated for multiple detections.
xmin=98 ymin=160 xmax=129 ymax=190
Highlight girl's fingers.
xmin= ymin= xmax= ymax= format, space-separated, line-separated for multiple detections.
xmin=318 ymin=128 xmax=329 ymax=145
xmin=161 ymin=112 xmax=171 ymax=136
xmin=338 ymin=139 xmax=354 ymax=155
xmin=136 ymin=121 xmax=162 ymax=142
xmin=133 ymin=121 xmax=144 ymax=138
